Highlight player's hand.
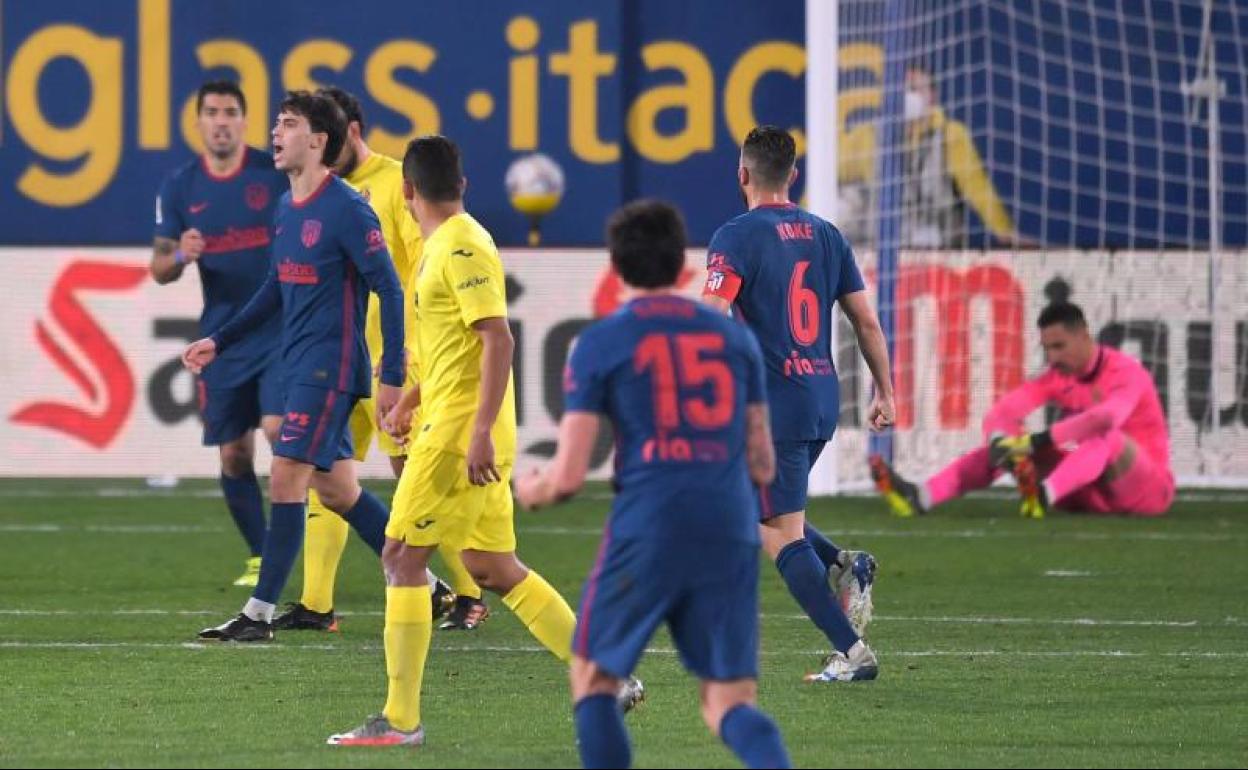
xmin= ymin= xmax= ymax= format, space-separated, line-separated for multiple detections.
xmin=182 ymin=337 xmax=217 ymax=374
xmin=989 ymin=433 xmax=1034 ymax=468
xmin=866 ymin=393 xmax=896 ymax=432
xmin=179 ymin=228 xmax=206 ymax=264
xmin=375 ymin=383 xmax=402 ymax=431
xmin=466 ymin=428 xmax=500 ymax=486
xmin=513 ymin=467 xmax=546 ymax=511
xmin=383 ymin=403 xmax=414 ymax=446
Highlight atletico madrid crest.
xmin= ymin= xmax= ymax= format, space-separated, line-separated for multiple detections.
xmin=301 ymin=219 xmax=322 ymax=248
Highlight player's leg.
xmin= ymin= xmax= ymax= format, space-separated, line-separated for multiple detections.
xmin=672 ymin=543 xmax=790 ymax=768
xmin=297 ymin=399 xmax=370 ymax=618
xmin=571 ymin=657 xmax=632 ymax=769
xmin=1040 ymin=431 xmax=1126 ymax=511
xmin=328 ymin=537 xmax=434 ymax=747
xmin=329 ymin=448 xmax=463 ymax=746
xmin=385 ymin=443 xmax=464 ymax=622
xmin=202 ymin=378 xmax=267 ymax=585
xmin=458 ymin=465 xmax=577 ymax=660
xmin=1051 ymin=434 xmax=1174 ymax=517
xmin=873 ymin=443 xmax=1003 ymax=517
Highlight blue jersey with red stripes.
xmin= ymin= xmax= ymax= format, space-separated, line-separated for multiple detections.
xmin=703 ymin=203 xmax=865 ymax=442
xmin=154 ymin=148 xmax=287 ymax=387
xmin=563 ymin=295 xmax=766 ymax=546
xmin=212 ymin=174 xmax=405 ymax=395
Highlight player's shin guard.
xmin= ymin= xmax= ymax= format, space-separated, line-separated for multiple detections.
xmin=775 ymin=539 xmax=860 ymax=654
xmin=382 ymin=586 xmax=432 ymax=733
xmin=301 ymin=489 xmax=350 ymax=613
xmin=219 ymin=471 xmax=267 ymax=556
xmin=438 ymin=544 xmax=482 ymax=600
xmin=503 ymin=570 xmax=576 ymax=663
xmin=719 ymin=704 xmax=791 ymax=769
xmin=574 ymin=694 xmax=632 ymax=769
xmin=343 ymin=489 xmax=389 ymax=555
xmin=802 ymin=523 xmax=841 ymax=570
xmin=253 ymin=501 xmax=306 ymax=605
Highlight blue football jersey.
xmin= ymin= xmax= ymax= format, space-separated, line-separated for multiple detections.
xmin=704 ymin=203 xmax=865 ymax=441
xmin=154 ymin=148 xmax=287 ymax=387
xmin=563 ymin=295 xmax=766 ymax=545
xmin=212 ymin=175 xmax=405 ymax=396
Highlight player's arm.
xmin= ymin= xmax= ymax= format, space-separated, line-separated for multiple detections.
xmin=739 ymin=324 xmax=776 ymax=485
xmin=516 ymin=334 xmax=604 ymax=510
xmin=184 ymin=263 xmax=280 ymax=373
xmin=1048 ymin=366 xmax=1145 ymax=445
xmin=383 ymin=381 xmax=422 ymax=445
xmin=839 ymin=290 xmax=895 ymax=431
xmin=468 ymin=316 xmax=513 ymax=486
xmin=982 ymin=377 xmax=1051 ymax=439
xmin=702 ymin=229 xmax=746 ymax=315
xmin=344 ymin=202 xmax=405 ymax=423
xmin=150 ymin=179 xmax=204 ymax=284
xmin=514 ymin=412 xmax=600 ymax=510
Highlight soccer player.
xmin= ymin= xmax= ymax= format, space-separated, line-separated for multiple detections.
xmin=151 ymin=80 xmax=289 ymax=588
xmin=182 ymin=90 xmax=405 ymax=642
xmin=516 ymin=200 xmax=792 ymax=770
xmin=703 ymin=125 xmax=895 ymax=683
xmin=327 ymin=135 xmax=578 ymax=747
xmin=274 ymin=86 xmax=477 ymax=633
xmin=870 ymin=302 xmax=1175 ymax=519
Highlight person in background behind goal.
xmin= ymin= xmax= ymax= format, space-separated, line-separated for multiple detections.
xmin=871 ymin=301 xmax=1174 ymax=519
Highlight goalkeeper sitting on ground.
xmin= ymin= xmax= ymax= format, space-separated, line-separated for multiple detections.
xmin=871 ymin=301 xmax=1174 ymax=518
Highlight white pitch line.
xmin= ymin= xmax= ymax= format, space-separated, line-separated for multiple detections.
xmin=2 ymin=640 xmax=1247 ymax=660
xmin=3 ymin=608 xmax=1244 ymax=628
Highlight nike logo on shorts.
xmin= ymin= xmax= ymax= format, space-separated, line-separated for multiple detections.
xmin=189 ymin=202 xmax=209 ymax=214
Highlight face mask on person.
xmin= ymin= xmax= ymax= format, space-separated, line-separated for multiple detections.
xmin=904 ymin=89 xmax=929 ymax=121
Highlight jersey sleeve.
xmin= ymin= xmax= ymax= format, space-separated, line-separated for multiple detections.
xmin=154 ymin=172 xmax=185 ymax=240
xmin=444 ymin=240 xmax=508 ymax=327
xmin=829 ymin=226 xmax=866 ymax=298
xmin=981 ymin=371 xmax=1053 ymax=439
xmin=1049 ymin=358 xmax=1146 ymax=445
xmin=341 ymin=198 xmax=405 ymax=387
xmin=562 ymin=332 xmax=608 ymax=414
xmin=703 ymin=225 xmax=748 ymax=303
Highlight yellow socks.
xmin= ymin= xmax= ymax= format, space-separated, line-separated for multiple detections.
xmin=300 ymin=489 xmax=349 ymax=613
xmin=382 ymin=586 xmax=432 ymax=732
xmin=503 ymin=570 xmax=576 ymax=663
xmin=438 ymin=544 xmax=482 ymax=600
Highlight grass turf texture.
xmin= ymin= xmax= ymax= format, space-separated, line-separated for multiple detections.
xmin=0 ymin=478 xmax=1245 ymax=768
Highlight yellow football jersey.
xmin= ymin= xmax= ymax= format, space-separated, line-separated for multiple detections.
xmin=343 ymin=151 xmax=422 ymax=379
xmin=412 ymin=212 xmax=516 ymax=460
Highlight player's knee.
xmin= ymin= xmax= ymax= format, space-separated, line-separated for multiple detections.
xmin=315 ymin=485 xmax=359 ymax=514
xmin=569 ymin=656 xmax=619 ymax=701
xmin=460 ymin=551 xmax=527 ymax=594
xmin=700 ymin=680 xmax=757 ymax=736
xmin=218 ymin=441 xmax=254 ymax=477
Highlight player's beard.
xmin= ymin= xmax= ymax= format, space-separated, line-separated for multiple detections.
xmin=337 ymin=145 xmax=359 ymax=179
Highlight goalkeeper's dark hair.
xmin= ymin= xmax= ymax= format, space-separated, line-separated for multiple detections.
xmin=607 ymin=199 xmax=686 ymax=290
xmin=1037 ymin=302 xmax=1088 ymax=330
xmin=742 ymin=125 xmax=796 ymax=189
xmin=278 ymin=90 xmax=347 ymax=167
xmin=196 ymin=80 xmax=246 ymax=115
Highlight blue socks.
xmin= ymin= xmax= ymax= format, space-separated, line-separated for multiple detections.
xmin=803 ymin=523 xmax=841 ymax=571
xmin=574 ymin=694 xmax=631 ymax=769
xmin=343 ymin=489 xmax=389 ymax=555
xmin=219 ymin=472 xmax=266 ymax=556
xmin=253 ymin=501 xmax=305 ymax=605
xmin=720 ymin=704 xmax=790 ymax=769
xmin=775 ymin=539 xmax=859 ymax=654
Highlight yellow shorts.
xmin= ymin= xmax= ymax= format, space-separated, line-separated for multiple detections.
xmin=386 ymin=445 xmax=516 ymax=552
xmin=348 ymin=394 xmax=406 ymax=460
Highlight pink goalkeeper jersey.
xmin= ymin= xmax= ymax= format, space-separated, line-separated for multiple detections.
xmin=982 ymin=346 xmax=1172 ymax=478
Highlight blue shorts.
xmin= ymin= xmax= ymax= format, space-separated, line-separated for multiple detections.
xmin=272 ymin=384 xmax=357 ymax=472
xmin=197 ymin=360 xmax=284 ymax=446
xmin=758 ymin=440 xmax=826 ymax=519
xmin=574 ymin=538 xmax=759 ymax=681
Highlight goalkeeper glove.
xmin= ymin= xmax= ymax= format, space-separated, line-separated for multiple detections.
xmin=989 ymin=430 xmax=1053 ymax=468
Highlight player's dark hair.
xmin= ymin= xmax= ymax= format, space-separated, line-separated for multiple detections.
xmin=402 ymin=135 xmax=464 ymax=203
xmin=742 ymin=125 xmax=796 ymax=189
xmin=196 ymin=80 xmax=246 ymax=115
xmin=317 ymin=86 xmax=365 ymax=133
xmin=1037 ymin=302 xmax=1088 ymax=330
xmin=278 ymin=90 xmax=347 ymax=167
xmin=607 ymin=199 xmax=687 ymax=290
